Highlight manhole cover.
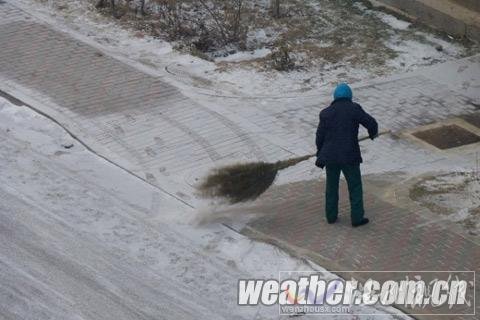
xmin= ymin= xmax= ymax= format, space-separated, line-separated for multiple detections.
xmin=412 ymin=124 xmax=480 ymax=150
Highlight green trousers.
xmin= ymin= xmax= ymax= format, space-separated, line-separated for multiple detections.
xmin=325 ymin=164 xmax=365 ymax=224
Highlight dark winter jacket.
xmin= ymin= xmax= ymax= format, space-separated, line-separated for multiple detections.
xmin=316 ymin=98 xmax=378 ymax=167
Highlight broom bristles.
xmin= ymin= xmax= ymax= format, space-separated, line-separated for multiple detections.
xmin=198 ymin=162 xmax=278 ymax=203
xmin=198 ymin=154 xmax=315 ymax=204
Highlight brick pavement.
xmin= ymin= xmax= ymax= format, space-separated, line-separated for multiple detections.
xmin=1 ymin=1 xmax=480 ymax=201
xmin=1 ymin=2 xmax=480 ymax=318
xmin=0 ymin=15 xmax=288 ymax=202
xmin=243 ymin=178 xmax=479 ymax=319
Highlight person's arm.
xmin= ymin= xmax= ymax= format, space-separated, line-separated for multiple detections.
xmin=315 ymin=114 xmax=327 ymax=168
xmin=356 ymin=104 xmax=378 ymax=139
xmin=316 ymin=114 xmax=326 ymax=154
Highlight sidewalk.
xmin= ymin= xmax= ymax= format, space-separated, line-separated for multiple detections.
xmin=241 ymin=177 xmax=478 ymax=318
xmin=1 ymin=1 xmax=479 ymax=318
xmin=1 ymin=1 xmax=480 ymax=202
xmin=0 ymin=4 xmax=287 ymax=204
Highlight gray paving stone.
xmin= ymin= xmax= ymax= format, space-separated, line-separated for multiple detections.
xmin=0 ymin=20 xmax=278 ymax=198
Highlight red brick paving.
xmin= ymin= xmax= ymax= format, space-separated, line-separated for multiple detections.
xmin=242 ymin=179 xmax=479 ymax=319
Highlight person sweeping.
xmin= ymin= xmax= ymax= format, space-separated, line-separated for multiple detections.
xmin=199 ymin=83 xmax=387 ymax=206
xmin=315 ymin=83 xmax=378 ymax=227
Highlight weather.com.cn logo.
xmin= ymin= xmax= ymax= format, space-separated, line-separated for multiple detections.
xmin=238 ymin=271 xmax=475 ymax=316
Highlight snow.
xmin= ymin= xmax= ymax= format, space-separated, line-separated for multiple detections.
xmin=0 ymin=96 xmax=413 ymax=318
xmin=10 ymin=0 xmax=471 ymax=99
xmin=0 ymin=0 xmax=477 ymax=317
xmin=353 ymin=2 xmax=411 ymax=30
xmin=412 ymin=171 xmax=480 ymax=235
xmin=385 ymin=32 xmax=464 ymax=70
xmin=246 ymin=27 xmax=280 ymax=46
xmin=377 ymin=13 xmax=411 ymax=31
xmin=215 ymin=48 xmax=271 ymax=63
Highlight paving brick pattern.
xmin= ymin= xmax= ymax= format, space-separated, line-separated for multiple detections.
xmin=245 ymin=179 xmax=479 ymax=318
xmin=1 ymin=2 xmax=480 ymax=319
xmin=0 ymin=1 xmax=26 ymax=24
xmin=1 ymin=3 xmax=480 ymax=197
xmin=246 ymin=75 xmax=480 ymax=163
xmin=0 ymin=15 xmax=291 ymax=198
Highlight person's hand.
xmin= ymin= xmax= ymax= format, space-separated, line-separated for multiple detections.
xmin=315 ymin=158 xmax=325 ymax=169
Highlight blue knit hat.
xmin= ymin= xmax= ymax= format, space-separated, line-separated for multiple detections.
xmin=333 ymin=83 xmax=353 ymax=100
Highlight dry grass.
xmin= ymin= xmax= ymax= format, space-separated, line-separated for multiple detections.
xmin=85 ymin=0 xmax=478 ymax=75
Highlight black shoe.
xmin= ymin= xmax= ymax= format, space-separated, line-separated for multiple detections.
xmin=327 ymin=217 xmax=337 ymax=224
xmin=352 ymin=218 xmax=369 ymax=227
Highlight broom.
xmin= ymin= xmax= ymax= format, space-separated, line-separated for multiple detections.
xmin=198 ymin=130 xmax=391 ymax=204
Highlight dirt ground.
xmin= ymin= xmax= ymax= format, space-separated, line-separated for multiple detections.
xmin=50 ymin=0 xmax=479 ymax=70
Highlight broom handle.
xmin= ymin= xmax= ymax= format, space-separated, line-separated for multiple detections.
xmin=275 ymin=130 xmax=392 ymax=170
xmin=304 ymin=129 xmax=392 ymax=160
